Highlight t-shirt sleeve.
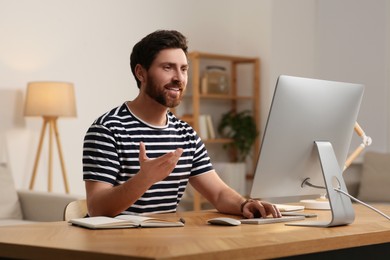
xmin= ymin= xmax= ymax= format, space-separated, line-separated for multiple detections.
xmin=82 ymin=123 xmax=120 ymax=185
xmin=190 ymin=135 xmax=214 ymax=177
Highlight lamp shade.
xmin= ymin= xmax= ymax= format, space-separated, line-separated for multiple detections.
xmin=24 ymin=81 xmax=77 ymax=117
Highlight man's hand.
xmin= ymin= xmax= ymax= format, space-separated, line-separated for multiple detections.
xmin=138 ymin=142 xmax=183 ymax=184
xmin=85 ymin=142 xmax=183 ymax=217
xmin=242 ymin=199 xmax=282 ymax=219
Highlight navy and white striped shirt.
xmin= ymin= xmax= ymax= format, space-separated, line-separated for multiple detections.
xmin=83 ymin=102 xmax=213 ymax=214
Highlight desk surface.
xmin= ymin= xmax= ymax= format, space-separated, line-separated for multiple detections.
xmin=0 ymin=204 xmax=390 ymax=260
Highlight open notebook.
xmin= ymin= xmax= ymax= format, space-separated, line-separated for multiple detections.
xmin=69 ymin=215 xmax=184 ymax=229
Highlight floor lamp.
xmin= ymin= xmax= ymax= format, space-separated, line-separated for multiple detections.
xmin=24 ymin=82 xmax=77 ymax=193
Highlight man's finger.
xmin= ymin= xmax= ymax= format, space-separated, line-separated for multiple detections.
xmin=153 ymin=148 xmax=183 ymax=165
xmin=139 ymin=142 xmax=148 ymax=161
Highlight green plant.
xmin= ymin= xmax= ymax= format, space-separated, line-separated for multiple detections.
xmin=217 ymin=110 xmax=258 ymax=162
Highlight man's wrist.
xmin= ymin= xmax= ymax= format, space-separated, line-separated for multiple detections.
xmin=240 ymin=198 xmax=259 ymax=213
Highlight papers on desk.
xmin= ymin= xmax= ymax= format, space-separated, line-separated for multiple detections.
xmin=274 ymin=204 xmax=305 ymax=212
xmin=69 ymin=215 xmax=184 ymax=229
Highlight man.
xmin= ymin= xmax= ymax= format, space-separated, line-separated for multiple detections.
xmin=83 ymin=30 xmax=281 ymax=219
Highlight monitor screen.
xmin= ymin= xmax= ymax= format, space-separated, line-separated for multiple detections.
xmin=250 ymin=75 xmax=364 ymax=203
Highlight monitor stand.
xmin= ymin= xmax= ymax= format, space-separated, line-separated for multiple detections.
xmin=286 ymin=141 xmax=355 ymax=227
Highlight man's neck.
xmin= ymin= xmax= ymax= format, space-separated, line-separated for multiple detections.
xmin=127 ymin=95 xmax=168 ymax=126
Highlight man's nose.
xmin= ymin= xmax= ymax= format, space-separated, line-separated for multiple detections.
xmin=173 ymin=69 xmax=186 ymax=83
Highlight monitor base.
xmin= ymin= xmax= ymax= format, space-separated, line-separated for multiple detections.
xmin=289 ymin=141 xmax=355 ymax=227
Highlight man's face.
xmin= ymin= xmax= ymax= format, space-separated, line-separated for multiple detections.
xmin=143 ymin=48 xmax=188 ymax=108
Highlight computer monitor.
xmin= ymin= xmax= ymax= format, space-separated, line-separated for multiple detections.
xmin=250 ymin=75 xmax=364 ymax=227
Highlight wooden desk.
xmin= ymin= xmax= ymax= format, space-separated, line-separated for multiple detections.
xmin=0 ymin=204 xmax=389 ymax=259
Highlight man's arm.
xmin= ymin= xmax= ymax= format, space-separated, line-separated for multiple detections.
xmin=189 ymin=170 xmax=244 ymax=215
xmin=85 ymin=173 xmax=153 ymax=217
xmin=86 ymin=142 xmax=183 ymax=217
xmin=189 ymin=171 xmax=281 ymax=218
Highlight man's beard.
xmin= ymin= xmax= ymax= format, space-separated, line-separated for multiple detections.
xmin=145 ymin=75 xmax=184 ymax=108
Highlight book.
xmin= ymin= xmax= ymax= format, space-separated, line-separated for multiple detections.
xmin=198 ymin=114 xmax=209 ymax=140
xmin=69 ymin=215 xmax=185 ymax=229
xmin=206 ymin=115 xmax=216 ymax=139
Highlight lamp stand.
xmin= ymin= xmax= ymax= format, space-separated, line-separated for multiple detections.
xmin=29 ymin=116 xmax=70 ymax=193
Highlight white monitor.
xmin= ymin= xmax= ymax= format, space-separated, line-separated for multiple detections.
xmin=250 ymin=75 xmax=364 ymax=227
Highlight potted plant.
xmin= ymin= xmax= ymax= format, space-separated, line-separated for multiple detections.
xmin=214 ymin=109 xmax=258 ymax=195
xmin=217 ymin=109 xmax=258 ymax=162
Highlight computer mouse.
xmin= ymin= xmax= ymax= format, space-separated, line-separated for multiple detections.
xmin=207 ymin=217 xmax=241 ymax=226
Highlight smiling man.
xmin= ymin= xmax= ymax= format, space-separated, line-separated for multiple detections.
xmin=82 ymin=30 xmax=281 ymax=219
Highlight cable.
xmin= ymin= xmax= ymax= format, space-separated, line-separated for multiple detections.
xmin=301 ymin=178 xmax=326 ymax=189
xmin=334 ymin=188 xmax=390 ymax=221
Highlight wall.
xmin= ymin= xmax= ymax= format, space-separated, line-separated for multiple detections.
xmin=267 ymin=0 xmax=317 ymax=125
xmin=0 ymin=0 xmax=270 ymax=195
xmin=269 ymin=0 xmax=389 ymax=154
xmin=386 ymin=0 xmax=390 ymax=151
xmin=1 ymin=0 xmax=389 ymax=196
xmin=316 ymin=0 xmax=388 ymax=152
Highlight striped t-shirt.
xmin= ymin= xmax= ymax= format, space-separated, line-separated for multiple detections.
xmin=83 ymin=102 xmax=213 ymax=214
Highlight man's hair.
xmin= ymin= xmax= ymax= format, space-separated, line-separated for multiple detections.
xmin=130 ymin=30 xmax=188 ymax=88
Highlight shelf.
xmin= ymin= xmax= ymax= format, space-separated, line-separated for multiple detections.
xmin=203 ymin=138 xmax=233 ymax=144
xmin=181 ymin=51 xmax=260 ymax=211
xmin=183 ymin=94 xmax=254 ymax=100
xmin=200 ymin=94 xmax=253 ymax=100
xmin=189 ymin=51 xmax=258 ymax=63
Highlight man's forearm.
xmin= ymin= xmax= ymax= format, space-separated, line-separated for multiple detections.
xmin=214 ymin=187 xmax=246 ymax=216
xmin=87 ymin=173 xmax=153 ymax=217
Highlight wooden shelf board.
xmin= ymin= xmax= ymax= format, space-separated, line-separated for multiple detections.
xmin=189 ymin=51 xmax=258 ymax=63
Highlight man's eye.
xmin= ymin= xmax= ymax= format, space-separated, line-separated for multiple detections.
xmin=163 ymin=66 xmax=171 ymax=70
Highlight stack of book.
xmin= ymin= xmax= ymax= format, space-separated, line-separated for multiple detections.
xmin=198 ymin=114 xmax=215 ymax=140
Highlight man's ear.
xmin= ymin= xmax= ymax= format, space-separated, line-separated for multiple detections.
xmin=135 ymin=64 xmax=146 ymax=83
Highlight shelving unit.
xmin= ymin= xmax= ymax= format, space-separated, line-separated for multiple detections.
xmin=176 ymin=51 xmax=260 ymax=211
